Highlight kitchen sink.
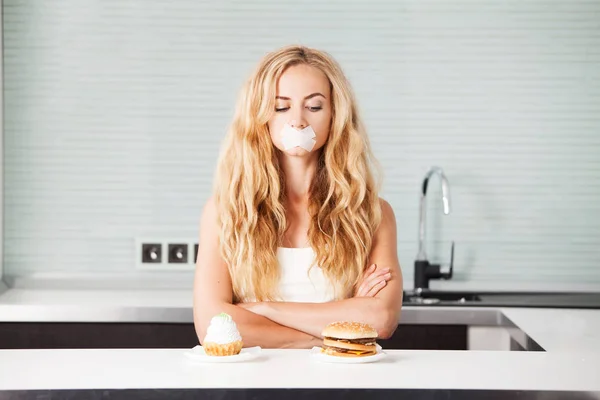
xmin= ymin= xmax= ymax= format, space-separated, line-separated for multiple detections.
xmin=402 ymin=290 xmax=600 ymax=309
xmin=403 ymin=291 xmax=481 ymax=305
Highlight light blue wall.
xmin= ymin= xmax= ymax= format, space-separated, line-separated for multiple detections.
xmin=3 ymin=1 xmax=600 ymax=288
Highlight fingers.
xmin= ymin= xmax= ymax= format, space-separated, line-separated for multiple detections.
xmin=355 ymin=264 xmax=377 ymax=296
xmin=364 ymin=267 xmax=391 ymax=286
xmin=364 ymin=279 xmax=387 ymax=297
xmin=357 ymin=276 xmax=388 ymax=297
xmin=356 ymin=265 xmax=392 ymax=297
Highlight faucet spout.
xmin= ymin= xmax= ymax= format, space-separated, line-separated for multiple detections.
xmin=416 ymin=166 xmax=451 ymax=261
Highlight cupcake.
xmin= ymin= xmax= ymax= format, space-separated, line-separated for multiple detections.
xmin=203 ymin=312 xmax=243 ymax=356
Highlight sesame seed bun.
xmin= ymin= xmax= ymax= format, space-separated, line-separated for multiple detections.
xmin=321 ymin=321 xmax=378 ymax=339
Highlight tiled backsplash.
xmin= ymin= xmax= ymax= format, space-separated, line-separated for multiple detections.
xmin=3 ymin=1 xmax=600 ymax=288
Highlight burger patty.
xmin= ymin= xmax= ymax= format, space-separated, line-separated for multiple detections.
xmin=322 ymin=344 xmax=375 ymax=354
xmin=324 ymin=337 xmax=377 ymax=345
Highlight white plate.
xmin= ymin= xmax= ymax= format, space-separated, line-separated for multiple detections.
xmin=310 ymin=344 xmax=386 ymax=364
xmin=184 ymin=345 xmax=262 ymax=363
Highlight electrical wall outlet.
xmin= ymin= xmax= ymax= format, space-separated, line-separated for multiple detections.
xmin=168 ymin=243 xmax=188 ymax=264
xmin=141 ymin=243 xmax=162 ymax=264
xmin=135 ymin=238 xmax=196 ymax=271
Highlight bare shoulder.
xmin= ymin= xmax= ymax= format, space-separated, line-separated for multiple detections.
xmin=378 ymin=197 xmax=397 ymax=231
xmin=378 ymin=197 xmax=395 ymax=217
xmin=202 ymin=195 xmax=217 ymax=218
xmin=199 ymin=195 xmax=218 ymax=230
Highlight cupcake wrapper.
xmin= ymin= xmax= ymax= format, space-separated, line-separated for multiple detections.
xmin=203 ymin=340 xmax=243 ymax=356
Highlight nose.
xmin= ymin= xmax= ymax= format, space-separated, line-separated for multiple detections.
xmin=289 ymin=120 xmax=307 ymax=130
xmin=289 ymin=113 xmax=307 ymax=130
xmin=290 ymin=122 xmax=305 ymax=130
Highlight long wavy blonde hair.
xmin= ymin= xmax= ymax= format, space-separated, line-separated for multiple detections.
xmin=213 ymin=45 xmax=383 ymax=303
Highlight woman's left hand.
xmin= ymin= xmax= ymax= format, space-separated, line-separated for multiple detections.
xmin=354 ymin=264 xmax=392 ymax=298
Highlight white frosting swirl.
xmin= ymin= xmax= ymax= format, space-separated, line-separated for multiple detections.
xmin=203 ymin=313 xmax=242 ymax=344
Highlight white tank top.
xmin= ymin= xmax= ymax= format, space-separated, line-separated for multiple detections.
xmin=276 ymin=247 xmax=336 ymax=303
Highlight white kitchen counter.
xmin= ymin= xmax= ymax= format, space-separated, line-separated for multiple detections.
xmin=0 ymin=287 xmax=191 ymax=308
xmin=0 ymin=347 xmax=599 ymax=392
xmin=0 ymin=287 xmax=600 ymax=393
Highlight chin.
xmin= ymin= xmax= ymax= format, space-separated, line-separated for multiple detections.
xmin=283 ymin=147 xmax=310 ymax=157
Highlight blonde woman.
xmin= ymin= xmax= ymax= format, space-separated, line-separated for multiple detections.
xmin=193 ymin=45 xmax=403 ymax=349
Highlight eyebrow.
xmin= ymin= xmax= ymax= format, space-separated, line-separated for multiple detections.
xmin=276 ymin=93 xmax=326 ymax=101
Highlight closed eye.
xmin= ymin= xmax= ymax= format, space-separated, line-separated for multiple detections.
xmin=275 ymin=107 xmax=290 ymax=112
xmin=307 ymin=106 xmax=322 ymax=112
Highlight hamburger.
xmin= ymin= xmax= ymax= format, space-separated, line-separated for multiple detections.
xmin=321 ymin=321 xmax=378 ymax=357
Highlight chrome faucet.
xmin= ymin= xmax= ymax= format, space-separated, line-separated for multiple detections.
xmin=414 ymin=166 xmax=455 ymax=290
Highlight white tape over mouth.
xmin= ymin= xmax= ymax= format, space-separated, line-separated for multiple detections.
xmin=280 ymin=122 xmax=317 ymax=152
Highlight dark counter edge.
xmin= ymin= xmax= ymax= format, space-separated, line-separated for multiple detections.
xmin=1 ymin=388 xmax=599 ymax=400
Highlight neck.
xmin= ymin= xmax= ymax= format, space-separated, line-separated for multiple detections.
xmin=279 ymin=151 xmax=321 ymax=202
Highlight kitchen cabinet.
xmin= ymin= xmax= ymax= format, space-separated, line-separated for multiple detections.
xmin=0 ymin=323 xmax=467 ymax=350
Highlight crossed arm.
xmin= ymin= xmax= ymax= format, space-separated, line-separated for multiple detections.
xmin=193 ymin=197 xmax=403 ymax=348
